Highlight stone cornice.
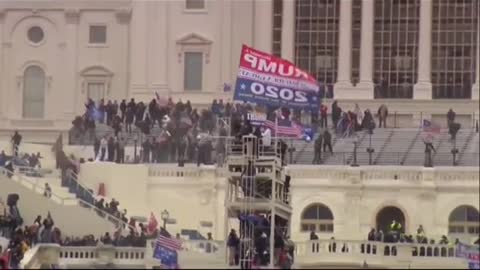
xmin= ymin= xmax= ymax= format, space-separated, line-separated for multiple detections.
xmin=0 ymin=1 xmax=131 ymax=12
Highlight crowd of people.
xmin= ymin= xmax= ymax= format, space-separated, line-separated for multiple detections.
xmin=307 ymin=220 xmax=477 ymax=257
xmin=0 ymin=191 xmax=167 ymax=268
xmin=66 ymin=94 xmax=476 ymax=169
xmin=226 ymin=218 xmax=294 ymax=269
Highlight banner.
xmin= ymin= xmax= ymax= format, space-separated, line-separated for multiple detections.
xmin=234 ymin=45 xmax=320 ymax=111
xmin=246 ymin=105 xmax=267 ymax=126
xmin=456 ymin=242 xmax=480 ymax=269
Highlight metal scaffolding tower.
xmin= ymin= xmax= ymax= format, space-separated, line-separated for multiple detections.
xmin=224 ymin=135 xmax=292 ymax=268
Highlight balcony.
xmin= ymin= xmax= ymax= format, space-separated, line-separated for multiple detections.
xmin=19 ymin=240 xmax=471 ymax=269
xmin=295 ymin=240 xmax=467 ymax=269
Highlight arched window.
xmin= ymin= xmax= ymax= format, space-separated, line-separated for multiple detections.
xmin=301 ymin=203 xmax=334 ymax=233
xmin=448 ymin=205 xmax=480 ymax=235
xmin=23 ymin=65 xmax=45 ymax=118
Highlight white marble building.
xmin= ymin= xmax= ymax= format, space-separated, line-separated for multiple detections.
xmin=76 ymin=163 xmax=479 ymax=245
xmin=0 ymin=0 xmax=478 ymax=135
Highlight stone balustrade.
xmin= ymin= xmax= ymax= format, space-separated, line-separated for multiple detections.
xmin=22 ymin=244 xmax=159 ymax=269
xmin=294 ymin=240 xmax=467 ymax=268
xmin=147 ymin=165 xmax=479 ymax=183
xmin=21 ymin=240 xmax=472 ymax=269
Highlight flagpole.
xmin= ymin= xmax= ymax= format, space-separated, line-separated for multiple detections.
xmin=275 ymin=113 xmax=279 ymax=158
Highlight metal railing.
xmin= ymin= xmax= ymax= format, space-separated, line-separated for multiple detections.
xmin=0 ymin=167 xmax=132 ymax=231
xmin=68 ymin=109 xmax=480 ymax=146
xmin=63 ymin=170 xmax=135 ymax=231
xmin=307 ymin=151 xmax=480 ymax=167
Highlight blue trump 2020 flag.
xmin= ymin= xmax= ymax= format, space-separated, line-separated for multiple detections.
xmin=154 ymin=245 xmax=178 ymax=269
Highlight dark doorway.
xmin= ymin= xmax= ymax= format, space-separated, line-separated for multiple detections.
xmin=376 ymin=206 xmax=406 ymax=234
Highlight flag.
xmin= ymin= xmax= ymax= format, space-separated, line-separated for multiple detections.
xmin=422 ymin=120 xmax=441 ymax=136
xmin=456 ymin=242 xmax=480 ymax=269
xmin=223 ymin=83 xmax=232 ymax=92
xmin=234 ymin=45 xmax=319 ymax=111
xmin=153 ymin=245 xmax=179 ymax=269
xmin=264 ymin=118 xmax=303 ymax=138
xmin=147 ymin=212 xmax=158 ymax=234
xmin=156 ymin=234 xmax=183 ymax=251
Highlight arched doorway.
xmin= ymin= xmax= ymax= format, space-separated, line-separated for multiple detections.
xmin=23 ymin=65 xmax=45 ymax=118
xmin=376 ymin=206 xmax=406 ymax=234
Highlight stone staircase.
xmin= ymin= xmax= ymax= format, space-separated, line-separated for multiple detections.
xmin=0 ymin=168 xmax=126 ymax=237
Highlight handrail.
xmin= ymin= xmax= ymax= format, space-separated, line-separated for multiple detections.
xmin=456 ymin=128 xmax=477 ymax=164
xmin=0 ymin=167 xmax=133 ymax=231
xmin=400 ymin=128 xmax=423 ymax=165
xmin=64 ymin=170 xmax=135 ymax=231
xmin=373 ymin=129 xmax=396 ymax=165
xmin=0 ymin=167 xmax=76 ymax=205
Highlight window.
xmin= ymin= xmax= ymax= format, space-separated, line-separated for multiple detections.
xmin=431 ymin=0 xmax=478 ymax=99
xmin=186 ymin=0 xmax=205 ymax=10
xmin=87 ymin=82 xmax=106 ymax=102
xmin=272 ymin=0 xmax=283 ymax=57
xmin=295 ymin=0 xmax=340 ymax=99
xmin=27 ymin=26 xmax=44 ymax=44
xmin=89 ymin=25 xmax=107 ymax=44
xmin=373 ymin=0 xmax=420 ymax=99
xmin=448 ymin=205 xmax=480 ymax=235
xmin=184 ymin=52 xmax=203 ymax=90
xmin=301 ymin=204 xmax=334 ymax=233
xmin=23 ymin=66 xmax=45 ymax=118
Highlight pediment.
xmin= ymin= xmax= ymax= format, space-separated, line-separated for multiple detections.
xmin=80 ymin=65 xmax=113 ymax=77
xmin=176 ymin=33 xmax=212 ymax=46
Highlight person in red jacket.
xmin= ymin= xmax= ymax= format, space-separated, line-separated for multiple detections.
xmin=320 ymin=104 xmax=328 ymax=129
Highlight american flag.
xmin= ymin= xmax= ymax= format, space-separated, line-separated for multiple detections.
xmin=264 ymin=118 xmax=303 ymax=138
xmin=422 ymin=119 xmax=440 ymax=135
xmin=156 ymin=233 xmax=183 ymax=251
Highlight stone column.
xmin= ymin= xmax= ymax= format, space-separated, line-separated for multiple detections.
xmin=281 ymin=0 xmax=295 ymax=62
xmin=413 ymin=0 xmax=433 ymax=100
xmin=220 ymin=0 xmax=233 ymax=91
xmin=0 ymin=10 xmax=5 ymax=123
xmin=356 ymin=0 xmax=374 ymax=99
xmin=472 ymin=24 xmax=479 ymax=100
xmin=148 ymin=1 xmax=169 ymax=94
xmin=333 ymin=0 xmax=355 ymax=99
xmin=253 ymin=0 xmax=273 ymax=53
xmin=129 ymin=1 xmax=148 ymax=97
xmin=63 ymin=9 xmax=80 ymax=119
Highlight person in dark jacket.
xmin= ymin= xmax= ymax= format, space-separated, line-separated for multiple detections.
xmin=331 ymin=101 xmax=342 ymax=129
xmin=107 ymin=137 xmax=115 ymax=162
xmin=142 ymin=138 xmax=152 ymax=163
xmin=93 ymin=137 xmax=100 ymax=159
xmin=323 ymin=130 xmax=333 ymax=153
xmin=313 ymin=134 xmax=323 ymax=164
xmin=447 ymin=108 xmax=456 ymax=127
xmin=368 ymin=228 xmax=376 ymax=241
xmin=177 ymin=136 xmax=187 ymax=166
xmin=377 ymin=104 xmax=388 ymax=128
xmin=120 ymin=99 xmax=127 ymax=122
xmin=227 ymin=229 xmax=240 ymax=266
xmin=11 ymin=131 xmax=22 ymax=156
